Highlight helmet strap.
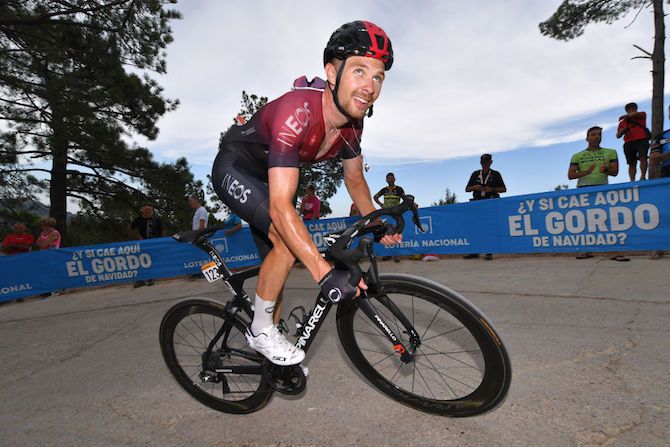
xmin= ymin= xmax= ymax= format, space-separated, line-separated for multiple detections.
xmin=328 ymin=58 xmax=375 ymax=120
xmin=329 ymin=59 xmax=352 ymax=121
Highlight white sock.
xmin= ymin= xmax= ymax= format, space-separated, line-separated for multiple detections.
xmin=251 ymin=294 xmax=275 ymax=335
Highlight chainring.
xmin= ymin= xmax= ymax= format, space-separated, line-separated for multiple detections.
xmin=261 ymin=360 xmax=306 ymax=395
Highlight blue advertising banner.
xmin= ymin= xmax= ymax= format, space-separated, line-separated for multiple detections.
xmin=1 ymin=178 xmax=668 ymax=302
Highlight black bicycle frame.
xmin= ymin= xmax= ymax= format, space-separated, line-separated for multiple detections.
xmin=187 ymin=228 xmax=417 ymax=371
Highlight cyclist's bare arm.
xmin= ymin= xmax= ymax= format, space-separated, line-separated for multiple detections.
xmin=343 ymin=158 xmax=402 ymax=246
xmin=268 ymin=166 xmax=332 ymax=282
xmin=343 ymin=157 xmax=376 ymax=216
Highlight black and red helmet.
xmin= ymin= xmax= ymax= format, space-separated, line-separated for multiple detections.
xmin=323 ymin=20 xmax=393 ymax=70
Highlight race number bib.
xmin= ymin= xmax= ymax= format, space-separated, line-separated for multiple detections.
xmin=201 ymin=261 xmax=223 ymax=282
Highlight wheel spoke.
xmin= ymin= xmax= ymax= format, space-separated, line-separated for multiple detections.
xmin=346 ymin=280 xmax=510 ymax=416
xmin=161 ymin=302 xmax=269 ymax=410
xmin=422 ymin=326 xmax=466 ymax=342
xmin=420 ymin=342 xmax=483 ymax=371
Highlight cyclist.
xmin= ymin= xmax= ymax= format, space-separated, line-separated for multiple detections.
xmin=212 ymin=21 xmax=402 ymax=366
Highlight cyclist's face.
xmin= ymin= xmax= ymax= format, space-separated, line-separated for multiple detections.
xmin=330 ymin=56 xmax=385 ymax=119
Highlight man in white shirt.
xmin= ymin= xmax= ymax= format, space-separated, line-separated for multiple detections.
xmin=188 ymin=196 xmax=209 ymax=230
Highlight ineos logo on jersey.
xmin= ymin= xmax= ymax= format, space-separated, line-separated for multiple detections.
xmin=277 ymin=102 xmax=311 ymax=148
xmin=221 ymin=174 xmax=251 ymax=204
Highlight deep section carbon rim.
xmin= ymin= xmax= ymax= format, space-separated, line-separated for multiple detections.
xmin=159 ymin=300 xmax=272 ymax=413
xmin=338 ymin=276 xmax=510 ymax=416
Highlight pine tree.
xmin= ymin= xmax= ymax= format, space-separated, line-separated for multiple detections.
xmin=540 ymin=0 xmax=664 ymax=138
xmin=0 ymin=0 xmax=181 ymax=240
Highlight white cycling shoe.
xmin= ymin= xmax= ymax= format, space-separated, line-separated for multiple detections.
xmin=245 ymin=324 xmax=305 ymax=366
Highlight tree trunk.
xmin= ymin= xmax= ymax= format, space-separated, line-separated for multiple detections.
xmin=49 ymin=115 xmax=68 ymax=241
xmin=45 ymin=70 xmax=69 ymax=241
xmin=651 ymin=0 xmax=665 ymax=138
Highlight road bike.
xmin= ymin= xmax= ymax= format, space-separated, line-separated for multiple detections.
xmin=159 ymin=196 xmax=511 ymax=416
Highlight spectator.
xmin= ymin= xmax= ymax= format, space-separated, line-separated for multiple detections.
xmin=2 ymin=222 xmax=35 ymax=256
xmin=616 ymin=102 xmax=650 ymax=181
xmin=36 ymin=217 xmax=61 ymax=250
xmin=299 ymin=185 xmax=321 ymax=220
xmin=349 ymin=203 xmax=361 ymax=217
xmin=648 ymin=115 xmax=670 ymax=259
xmin=650 ymin=135 xmax=670 ymax=179
xmin=464 ymin=154 xmax=506 ymax=260
xmin=568 ymin=126 xmax=629 ymax=261
xmin=189 ymin=195 xmax=209 ymax=230
xmin=374 ymin=172 xmax=405 ymax=262
xmin=223 ymin=212 xmax=243 ymax=236
xmin=129 ymin=204 xmax=164 ymax=287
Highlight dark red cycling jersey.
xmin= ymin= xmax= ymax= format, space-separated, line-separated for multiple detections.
xmin=220 ymin=76 xmax=362 ymax=168
xmin=213 ymin=76 xmax=366 ymax=258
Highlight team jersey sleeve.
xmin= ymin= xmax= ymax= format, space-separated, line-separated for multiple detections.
xmin=466 ymin=171 xmax=479 ymax=187
xmin=608 ymin=149 xmax=618 ymax=163
xmin=494 ymin=171 xmax=506 ymax=188
xmin=617 ymin=120 xmax=625 ymax=133
xmin=266 ymin=92 xmax=312 ymax=168
xmin=569 ymin=153 xmax=580 ymax=166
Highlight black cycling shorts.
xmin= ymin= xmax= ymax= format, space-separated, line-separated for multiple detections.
xmin=211 ymin=147 xmax=274 ymax=259
xmin=623 ymin=139 xmax=650 ymax=165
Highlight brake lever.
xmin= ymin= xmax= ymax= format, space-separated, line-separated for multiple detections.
xmin=412 ymin=206 xmax=425 ymax=233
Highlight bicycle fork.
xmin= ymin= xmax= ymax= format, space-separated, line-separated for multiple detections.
xmin=357 ymin=294 xmax=421 ymax=363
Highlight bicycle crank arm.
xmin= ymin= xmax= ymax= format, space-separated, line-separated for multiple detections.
xmin=357 ymin=296 xmax=413 ymax=362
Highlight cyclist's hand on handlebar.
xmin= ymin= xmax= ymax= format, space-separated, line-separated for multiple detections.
xmin=319 ymin=268 xmax=366 ymax=303
xmin=380 ymin=232 xmax=402 ymax=246
xmin=371 ymin=220 xmax=403 ymax=246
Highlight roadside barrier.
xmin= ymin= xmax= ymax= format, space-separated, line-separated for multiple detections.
xmin=2 ymin=178 xmax=668 ymax=302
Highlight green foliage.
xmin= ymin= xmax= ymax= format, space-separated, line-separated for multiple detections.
xmin=0 ymin=0 xmax=181 ymax=239
xmin=432 ymin=188 xmax=458 ymax=206
xmin=540 ymin=0 xmax=665 ymax=158
xmin=539 ymin=0 xmax=648 ymax=41
xmin=297 ymin=159 xmax=343 ymax=217
xmin=65 ymin=157 xmax=204 ymax=245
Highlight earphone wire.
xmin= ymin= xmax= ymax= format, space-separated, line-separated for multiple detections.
xmin=325 ymin=115 xmax=370 ymax=172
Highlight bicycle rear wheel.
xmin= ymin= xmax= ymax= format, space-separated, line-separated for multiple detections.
xmin=336 ymin=274 xmax=511 ymax=417
xmin=159 ymin=298 xmax=272 ymax=413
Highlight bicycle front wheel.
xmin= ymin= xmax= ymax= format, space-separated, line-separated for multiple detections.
xmin=336 ymin=274 xmax=511 ymax=417
xmin=159 ymin=298 xmax=272 ymax=414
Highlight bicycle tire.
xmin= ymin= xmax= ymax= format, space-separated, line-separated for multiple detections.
xmin=159 ymin=298 xmax=273 ymax=413
xmin=336 ymin=274 xmax=511 ymax=417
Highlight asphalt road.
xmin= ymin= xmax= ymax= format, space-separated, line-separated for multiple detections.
xmin=0 ymin=254 xmax=668 ymax=446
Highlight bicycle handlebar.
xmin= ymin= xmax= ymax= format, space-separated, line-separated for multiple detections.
xmin=323 ymin=195 xmax=424 ymax=287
